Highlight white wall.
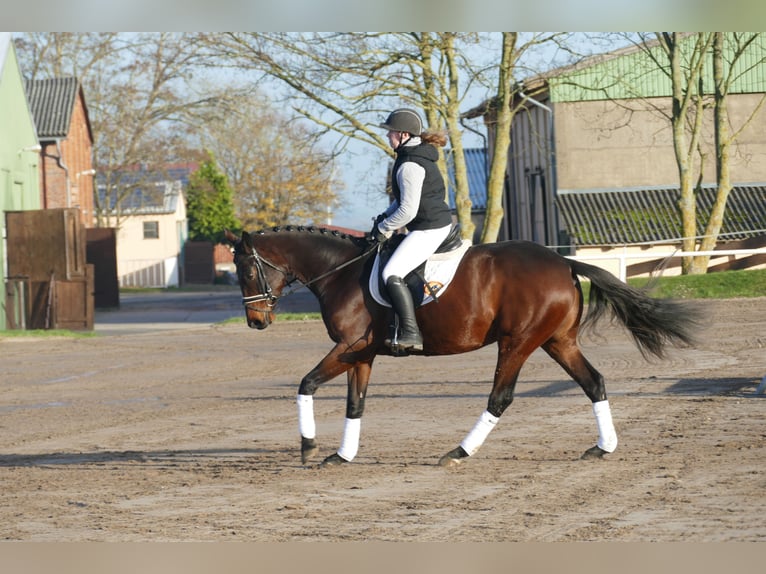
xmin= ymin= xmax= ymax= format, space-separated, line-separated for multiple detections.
xmin=114 ymin=183 xmax=187 ymax=288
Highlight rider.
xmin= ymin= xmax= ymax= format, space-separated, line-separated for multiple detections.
xmin=372 ymin=108 xmax=453 ymax=352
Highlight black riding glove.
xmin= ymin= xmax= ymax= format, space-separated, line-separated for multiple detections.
xmin=367 ymin=214 xmax=389 ymax=243
xmin=373 ymin=226 xmax=389 ymax=243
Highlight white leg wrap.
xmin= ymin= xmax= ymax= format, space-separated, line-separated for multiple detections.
xmin=297 ymin=394 xmax=316 ymax=439
xmin=593 ymin=400 xmax=618 ymax=453
xmin=337 ymin=417 xmax=361 ymax=462
xmin=460 ymin=410 xmax=499 ymax=456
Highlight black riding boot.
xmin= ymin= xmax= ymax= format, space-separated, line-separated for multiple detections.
xmin=385 ymin=276 xmax=423 ymax=351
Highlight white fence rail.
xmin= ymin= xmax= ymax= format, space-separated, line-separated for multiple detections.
xmin=566 ymin=247 xmax=766 ymax=282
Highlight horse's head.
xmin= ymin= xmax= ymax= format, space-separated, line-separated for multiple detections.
xmin=225 ymin=229 xmax=288 ymax=330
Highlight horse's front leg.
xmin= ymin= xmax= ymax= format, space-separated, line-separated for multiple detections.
xmin=297 ymin=344 xmax=353 ymax=464
xmin=296 ymin=343 xmax=374 ymax=465
xmin=320 ymin=358 xmax=374 ymax=467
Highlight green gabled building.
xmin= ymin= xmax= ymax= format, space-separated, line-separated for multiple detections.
xmin=1 ymin=32 xmax=41 ymax=328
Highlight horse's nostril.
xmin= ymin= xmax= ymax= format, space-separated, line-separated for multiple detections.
xmin=248 ymin=318 xmax=270 ymax=330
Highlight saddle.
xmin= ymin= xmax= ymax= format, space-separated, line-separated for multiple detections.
xmin=370 ymin=225 xmax=470 ymax=308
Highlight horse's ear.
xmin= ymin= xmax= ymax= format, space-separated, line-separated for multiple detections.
xmin=223 ymin=229 xmax=240 ymax=245
xmin=240 ymin=230 xmax=254 ymax=252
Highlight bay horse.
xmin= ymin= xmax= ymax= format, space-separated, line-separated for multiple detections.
xmin=224 ymin=226 xmax=699 ymax=467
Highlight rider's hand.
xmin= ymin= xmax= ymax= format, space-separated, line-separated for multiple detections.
xmin=374 ymin=226 xmax=390 ymax=243
xmin=368 ymin=215 xmax=391 ymax=243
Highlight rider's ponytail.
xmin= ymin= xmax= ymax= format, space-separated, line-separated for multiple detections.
xmin=421 ymin=131 xmax=448 ymax=147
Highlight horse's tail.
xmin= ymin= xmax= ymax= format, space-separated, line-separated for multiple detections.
xmin=570 ymin=260 xmax=703 ymax=359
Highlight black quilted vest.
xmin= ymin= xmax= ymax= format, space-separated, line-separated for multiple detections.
xmin=391 ymin=143 xmax=453 ymax=231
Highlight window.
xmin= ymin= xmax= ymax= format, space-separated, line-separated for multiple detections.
xmin=143 ymin=221 xmax=159 ymax=239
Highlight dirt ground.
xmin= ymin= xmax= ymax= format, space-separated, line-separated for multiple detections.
xmin=1 ymin=296 xmax=764 ymax=542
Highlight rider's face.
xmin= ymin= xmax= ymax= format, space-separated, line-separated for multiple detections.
xmin=387 ymin=130 xmax=409 ymax=149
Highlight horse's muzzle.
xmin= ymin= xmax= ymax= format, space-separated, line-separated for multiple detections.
xmin=247 ymin=311 xmax=273 ymax=330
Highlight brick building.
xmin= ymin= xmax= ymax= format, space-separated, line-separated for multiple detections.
xmin=25 ymin=76 xmax=95 ymax=228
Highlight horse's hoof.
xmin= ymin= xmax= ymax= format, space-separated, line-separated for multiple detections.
xmin=320 ymin=453 xmax=349 ymax=467
xmin=301 ymin=437 xmax=319 ymax=464
xmin=438 ymin=446 xmax=469 ymax=467
xmin=581 ymin=445 xmax=608 ymax=459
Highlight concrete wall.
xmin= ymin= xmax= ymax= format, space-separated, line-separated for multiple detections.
xmin=554 ymin=93 xmax=766 ymax=191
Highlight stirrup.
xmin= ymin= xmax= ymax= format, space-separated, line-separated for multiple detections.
xmin=385 ymin=331 xmax=423 ymax=353
xmin=384 ymin=313 xmax=423 ymax=353
xmin=385 ymin=340 xmax=422 ymax=356
xmin=399 ymin=340 xmax=423 ymax=352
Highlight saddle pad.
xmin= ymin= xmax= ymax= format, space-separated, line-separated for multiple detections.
xmin=369 ymin=239 xmax=472 ymax=308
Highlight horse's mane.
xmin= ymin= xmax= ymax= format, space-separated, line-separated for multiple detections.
xmin=251 ymin=225 xmax=369 ymax=249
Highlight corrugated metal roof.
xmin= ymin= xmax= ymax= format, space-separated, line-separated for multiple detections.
xmin=446 ymin=148 xmax=488 ymax=210
xmin=549 ymin=33 xmax=766 ymax=103
xmin=25 ymin=76 xmax=80 ymax=138
xmin=557 ymin=184 xmax=766 ymax=246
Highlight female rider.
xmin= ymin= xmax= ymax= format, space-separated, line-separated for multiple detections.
xmin=372 ymin=108 xmax=453 ymax=352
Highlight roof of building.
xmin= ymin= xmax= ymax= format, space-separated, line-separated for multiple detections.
xmin=2 ymin=33 xmax=40 ymax=146
xmin=548 ymin=34 xmax=766 ymax=103
xmin=446 ymin=148 xmax=488 ymax=211
xmin=556 ymin=184 xmax=766 ymax=246
xmin=25 ymin=76 xmax=92 ymax=141
xmin=464 ymin=33 xmax=766 ymax=116
xmin=96 ymin=164 xmax=197 ymax=215
xmin=0 ymin=33 xmax=10 ymax=77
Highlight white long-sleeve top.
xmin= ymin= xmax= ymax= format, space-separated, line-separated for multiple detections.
xmin=378 ymin=138 xmax=426 ymax=234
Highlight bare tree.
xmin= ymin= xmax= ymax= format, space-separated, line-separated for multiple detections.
xmin=652 ymin=32 xmax=714 ymax=273
xmin=697 ymin=32 xmax=766 ymax=273
xmin=16 ymin=32 xmax=219 ymax=228
xmin=195 ymin=91 xmax=343 ymax=229
xmin=647 ymin=32 xmax=766 ymax=273
xmin=196 ymin=33 xmax=470 ymax=234
xmin=196 ymin=32 xmax=567 ymax=242
xmin=15 ymin=32 xmax=124 ymax=80
xmin=558 ymin=32 xmax=765 ymax=273
xmin=479 ymin=32 xmax=517 ymax=244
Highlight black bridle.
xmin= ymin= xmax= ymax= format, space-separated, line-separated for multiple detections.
xmin=236 ymin=239 xmax=379 ymax=312
xmin=237 ymin=248 xmax=283 ymax=310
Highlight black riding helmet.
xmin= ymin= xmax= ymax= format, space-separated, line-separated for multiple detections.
xmin=379 ymin=108 xmax=423 ymax=136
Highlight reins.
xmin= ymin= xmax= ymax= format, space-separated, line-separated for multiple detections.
xmin=239 ymin=240 xmax=379 ymax=310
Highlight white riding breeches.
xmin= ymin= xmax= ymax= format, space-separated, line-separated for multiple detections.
xmin=382 ymin=224 xmax=452 ymax=283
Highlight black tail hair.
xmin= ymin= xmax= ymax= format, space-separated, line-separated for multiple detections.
xmin=571 ymin=260 xmax=703 ymax=359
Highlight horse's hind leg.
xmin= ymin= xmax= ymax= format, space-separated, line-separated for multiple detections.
xmin=543 ymin=335 xmax=618 ymax=459
xmin=439 ymin=341 xmax=529 ymax=467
